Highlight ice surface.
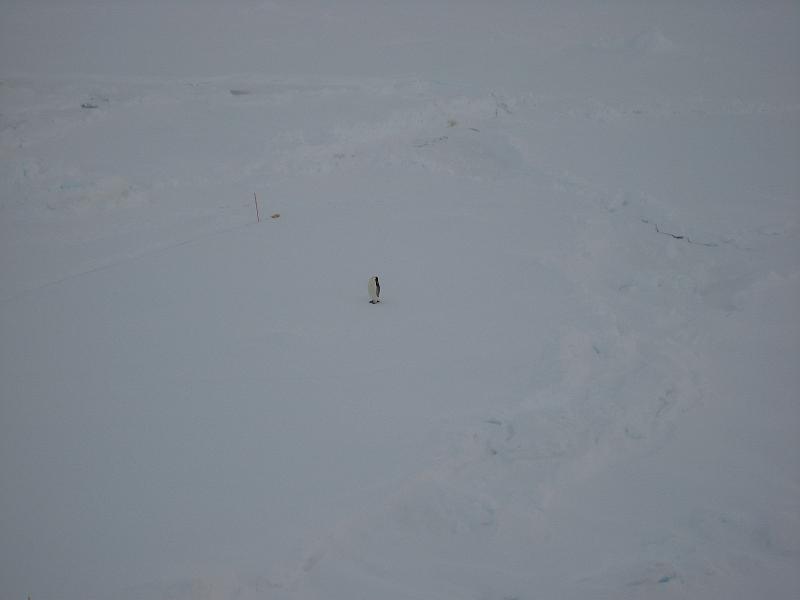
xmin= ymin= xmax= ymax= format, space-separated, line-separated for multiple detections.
xmin=1 ymin=2 xmax=798 ymax=599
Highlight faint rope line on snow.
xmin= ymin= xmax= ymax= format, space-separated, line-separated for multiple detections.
xmin=0 ymin=219 xmax=256 ymax=307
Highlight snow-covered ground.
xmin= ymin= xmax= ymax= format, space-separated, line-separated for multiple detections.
xmin=1 ymin=2 xmax=798 ymax=599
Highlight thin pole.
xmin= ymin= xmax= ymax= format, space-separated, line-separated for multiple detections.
xmin=254 ymin=192 xmax=261 ymax=223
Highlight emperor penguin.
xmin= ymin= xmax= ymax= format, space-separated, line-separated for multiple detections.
xmin=368 ymin=275 xmax=381 ymax=304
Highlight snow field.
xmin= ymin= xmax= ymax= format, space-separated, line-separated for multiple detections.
xmin=1 ymin=2 xmax=798 ymax=599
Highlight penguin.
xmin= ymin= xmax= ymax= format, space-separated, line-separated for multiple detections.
xmin=368 ymin=275 xmax=381 ymax=304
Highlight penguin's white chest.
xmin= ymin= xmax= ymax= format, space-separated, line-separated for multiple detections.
xmin=368 ymin=276 xmax=380 ymax=303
